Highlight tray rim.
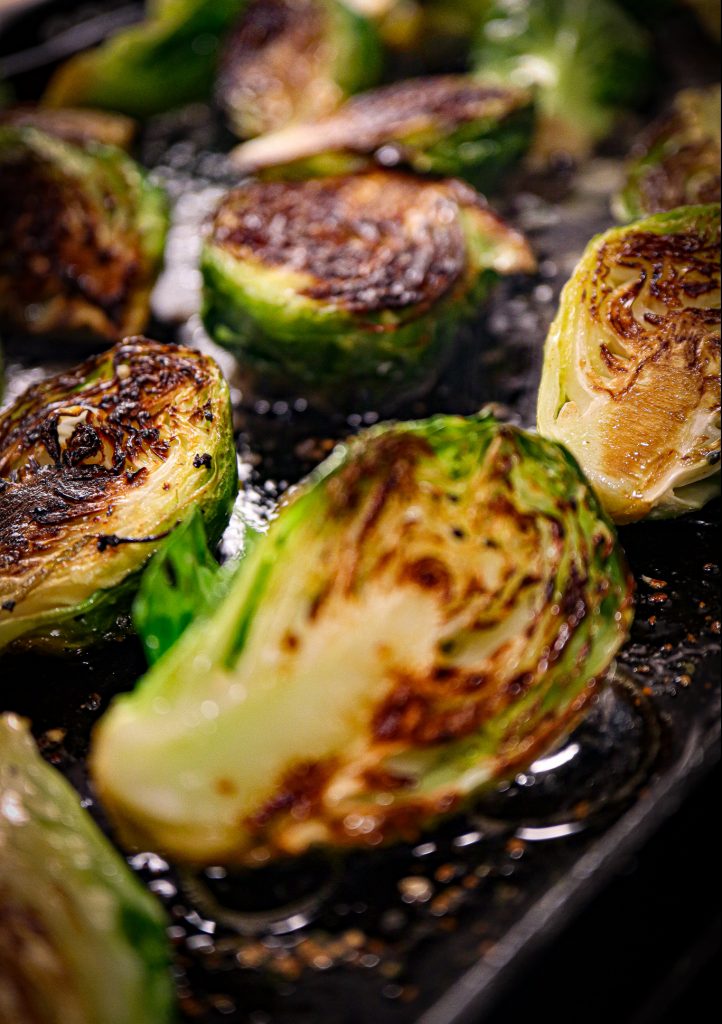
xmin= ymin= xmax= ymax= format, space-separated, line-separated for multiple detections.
xmin=421 ymin=714 xmax=721 ymax=1024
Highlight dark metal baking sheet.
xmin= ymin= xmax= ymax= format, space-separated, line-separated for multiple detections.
xmin=1 ymin=3 xmax=720 ymax=1023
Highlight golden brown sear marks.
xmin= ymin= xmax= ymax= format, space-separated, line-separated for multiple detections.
xmin=312 ymin=75 xmax=529 ymax=151
xmin=585 ymin=223 xmax=721 ymax=491
xmin=217 ymin=0 xmax=333 ymax=135
xmin=0 ymin=151 xmax=140 ymax=339
xmin=588 ymin=225 xmax=721 ymax=384
xmin=0 ymin=340 xmax=213 ymax=573
xmin=211 ymin=173 xmax=472 ymax=313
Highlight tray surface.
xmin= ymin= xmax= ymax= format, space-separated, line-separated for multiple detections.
xmin=1 ymin=4 xmax=720 ymax=1023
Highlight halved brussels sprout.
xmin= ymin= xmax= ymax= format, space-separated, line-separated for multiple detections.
xmin=217 ymin=0 xmax=382 ymax=140
xmin=91 ymin=412 xmax=634 ymax=865
xmin=473 ymin=0 xmax=654 ymax=165
xmin=44 ymin=0 xmax=246 ymax=118
xmin=0 ymin=714 xmax=174 ymax=1024
xmin=0 ymin=106 xmax=137 ymax=151
xmin=232 ymin=74 xmax=535 ymax=190
xmin=615 ymin=86 xmax=721 ymax=222
xmin=0 ymin=127 xmax=168 ymax=341
xmin=201 ymin=171 xmax=535 ymax=411
xmin=0 ymin=338 xmax=237 ymax=653
xmin=538 ymin=205 xmax=721 ymax=524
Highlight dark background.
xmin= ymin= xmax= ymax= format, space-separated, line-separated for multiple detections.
xmin=484 ymin=764 xmax=720 ymax=1024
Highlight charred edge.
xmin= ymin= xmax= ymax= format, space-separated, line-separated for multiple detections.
xmin=210 ymin=174 xmax=468 ymax=314
xmin=96 ymin=530 xmax=172 ymax=553
xmin=0 ymin=342 xmax=215 ymax=567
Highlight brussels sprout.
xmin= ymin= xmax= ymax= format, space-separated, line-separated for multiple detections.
xmin=473 ymin=0 xmax=654 ymax=165
xmin=615 ymin=86 xmax=721 ymax=222
xmin=232 ymin=75 xmax=535 ymax=190
xmin=217 ymin=0 xmax=382 ymax=140
xmin=44 ymin=0 xmax=246 ymax=118
xmin=201 ymin=172 xmax=535 ymax=411
xmin=538 ymin=205 xmax=721 ymax=525
xmin=0 ymin=127 xmax=168 ymax=341
xmin=0 ymin=338 xmax=238 ymax=653
xmin=0 ymin=714 xmax=174 ymax=1024
xmin=91 ymin=412 xmax=633 ymax=865
xmin=0 ymin=106 xmax=137 ymax=151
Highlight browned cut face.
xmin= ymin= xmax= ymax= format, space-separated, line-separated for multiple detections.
xmin=587 ymin=223 xmax=721 ymax=491
xmin=0 ymin=340 xmax=213 ymax=577
xmin=588 ymin=225 xmax=721 ymax=382
xmin=217 ymin=0 xmax=332 ymax=135
xmin=210 ymin=173 xmax=473 ymax=313
xmin=311 ymin=76 xmax=530 ymax=152
xmin=0 ymin=152 xmax=142 ymax=339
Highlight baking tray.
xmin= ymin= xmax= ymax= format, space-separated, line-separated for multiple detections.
xmin=1 ymin=3 xmax=720 ymax=1023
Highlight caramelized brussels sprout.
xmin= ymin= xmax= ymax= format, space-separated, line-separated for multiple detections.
xmin=217 ymin=0 xmax=382 ymax=139
xmin=0 ymin=127 xmax=168 ymax=341
xmin=0 ymin=106 xmax=137 ymax=151
xmin=232 ymin=75 xmax=535 ymax=189
xmin=44 ymin=0 xmax=246 ymax=118
xmin=473 ymin=0 xmax=653 ymax=164
xmin=0 ymin=339 xmax=237 ymax=653
xmin=615 ymin=85 xmax=721 ymax=222
xmin=538 ymin=205 xmax=721 ymax=524
xmin=92 ymin=412 xmax=633 ymax=865
xmin=201 ymin=172 xmax=535 ymax=410
xmin=0 ymin=714 xmax=174 ymax=1024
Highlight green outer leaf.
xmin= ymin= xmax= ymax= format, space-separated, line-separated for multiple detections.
xmin=0 ymin=714 xmax=175 ymax=1024
xmin=44 ymin=0 xmax=248 ymax=117
xmin=134 ymin=507 xmax=229 ymax=665
xmin=92 ymin=412 xmax=633 ymax=865
xmin=0 ymin=341 xmax=239 ymax=654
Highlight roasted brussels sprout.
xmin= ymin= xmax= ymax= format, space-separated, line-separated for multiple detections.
xmin=538 ymin=205 xmax=721 ymax=524
xmin=92 ymin=412 xmax=633 ymax=865
xmin=201 ymin=172 xmax=535 ymax=410
xmin=0 ymin=106 xmax=137 ymax=151
xmin=232 ymin=75 xmax=535 ymax=189
xmin=44 ymin=0 xmax=246 ymax=118
xmin=217 ymin=0 xmax=382 ymax=140
xmin=615 ymin=86 xmax=721 ymax=222
xmin=0 ymin=127 xmax=168 ymax=341
xmin=0 ymin=339 xmax=237 ymax=653
xmin=0 ymin=714 xmax=174 ymax=1024
xmin=473 ymin=0 xmax=653 ymax=164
